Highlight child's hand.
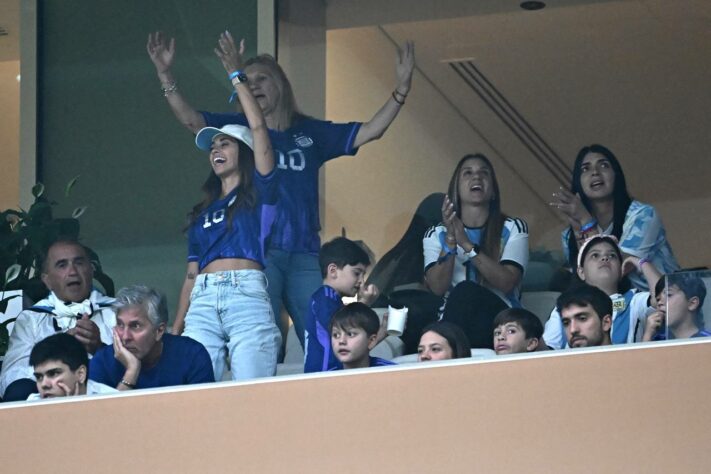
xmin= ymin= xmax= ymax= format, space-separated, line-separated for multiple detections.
xmin=621 ymin=256 xmax=641 ymax=277
xmin=358 ymin=284 xmax=380 ymax=306
xmin=375 ymin=312 xmax=389 ymax=345
xmin=642 ymin=311 xmax=664 ymax=341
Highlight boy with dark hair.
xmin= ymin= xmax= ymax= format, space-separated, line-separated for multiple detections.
xmin=643 ymin=273 xmax=710 ymax=341
xmin=556 ymin=284 xmax=612 ymax=348
xmin=492 ymin=308 xmax=543 ymax=355
xmin=543 ymin=234 xmax=661 ymax=348
xmin=329 ymin=303 xmax=395 ymax=370
xmin=27 ymin=333 xmax=116 ymax=400
xmin=304 ymin=237 xmax=380 ymax=372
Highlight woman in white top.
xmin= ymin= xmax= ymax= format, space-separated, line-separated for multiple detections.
xmin=423 ymin=154 xmax=529 ymax=348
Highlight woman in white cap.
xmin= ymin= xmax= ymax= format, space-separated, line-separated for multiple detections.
xmin=176 ymin=33 xmax=281 ymax=381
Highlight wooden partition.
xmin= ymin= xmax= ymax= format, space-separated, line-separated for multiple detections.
xmin=1 ymin=340 xmax=709 ymax=473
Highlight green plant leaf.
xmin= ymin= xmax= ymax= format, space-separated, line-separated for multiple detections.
xmin=0 ymin=294 xmax=20 ymax=313
xmin=31 ymin=182 xmax=45 ymax=198
xmin=4 ymin=264 xmax=20 ymax=286
xmin=0 ymin=318 xmax=16 ymax=356
xmin=65 ymin=175 xmax=80 ymax=197
xmin=71 ymin=206 xmax=88 ymax=219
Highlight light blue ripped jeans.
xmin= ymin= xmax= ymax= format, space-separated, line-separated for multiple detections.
xmin=183 ymin=270 xmax=282 ymax=381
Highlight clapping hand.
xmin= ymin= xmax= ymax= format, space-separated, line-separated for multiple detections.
xmin=441 ymin=195 xmax=470 ymax=250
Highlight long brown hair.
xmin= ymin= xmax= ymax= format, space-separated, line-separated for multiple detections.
xmin=186 ymin=138 xmax=257 ymax=230
xmin=446 ymin=154 xmax=507 ymax=278
xmin=244 ymin=55 xmax=308 ymax=131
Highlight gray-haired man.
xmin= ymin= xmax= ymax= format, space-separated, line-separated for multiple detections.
xmin=89 ymin=285 xmax=214 ymax=390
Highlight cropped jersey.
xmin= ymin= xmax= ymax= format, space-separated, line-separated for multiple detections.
xmin=188 ymin=169 xmax=278 ymax=270
xmin=201 ymin=111 xmax=361 ymax=254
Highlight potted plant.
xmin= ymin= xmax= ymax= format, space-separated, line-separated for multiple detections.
xmin=0 ymin=178 xmax=114 ymax=358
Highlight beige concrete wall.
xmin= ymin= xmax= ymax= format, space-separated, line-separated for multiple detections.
xmin=656 ymin=197 xmax=711 ymax=269
xmin=1 ymin=340 xmax=710 ymax=472
xmin=0 ymin=60 xmax=20 ymax=210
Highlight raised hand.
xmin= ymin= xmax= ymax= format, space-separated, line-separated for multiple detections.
xmin=358 ymin=283 xmax=380 ymax=306
xmin=621 ymin=256 xmax=641 ymax=277
xmin=146 ymin=31 xmax=176 ymax=74
xmin=395 ymin=40 xmax=415 ymax=95
xmin=214 ymin=30 xmax=245 ymax=75
xmin=549 ymin=187 xmax=593 ymax=229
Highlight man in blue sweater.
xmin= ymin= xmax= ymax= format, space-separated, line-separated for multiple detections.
xmin=90 ymin=285 xmax=214 ymax=391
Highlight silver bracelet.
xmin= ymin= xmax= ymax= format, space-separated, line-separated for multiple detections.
xmin=161 ymin=82 xmax=178 ymax=97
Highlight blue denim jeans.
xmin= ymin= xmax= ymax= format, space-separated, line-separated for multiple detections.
xmin=183 ymin=270 xmax=281 ymax=381
xmin=264 ymin=248 xmax=322 ymax=349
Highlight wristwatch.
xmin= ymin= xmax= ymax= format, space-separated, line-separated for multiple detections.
xmin=230 ymin=70 xmax=248 ymax=84
xmin=463 ymin=244 xmax=480 ymax=259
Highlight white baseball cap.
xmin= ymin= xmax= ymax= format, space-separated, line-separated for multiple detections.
xmin=195 ymin=124 xmax=254 ymax=151
xmin=577 ymin=234 xmax=621 ymax=268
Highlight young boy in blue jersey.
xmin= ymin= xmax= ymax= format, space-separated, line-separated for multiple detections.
xmin=304 ymin=237 xmax=380 ymax=372
xmin=492 ymin=308 xmax=543 ymax=355
xmin=329 ymin=303 xmax=395 ymax=370
xmin=643 ymin=273 xmax=710 ymax=341
xmin=543 ymin=234 xmax=662 ymax=348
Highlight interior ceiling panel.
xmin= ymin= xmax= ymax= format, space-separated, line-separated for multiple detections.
xmin=332 ymin=0 xmax=710 ymax=203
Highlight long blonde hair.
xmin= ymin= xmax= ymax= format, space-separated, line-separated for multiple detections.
xmin=244 ymin=55 xmax=307 ymax=131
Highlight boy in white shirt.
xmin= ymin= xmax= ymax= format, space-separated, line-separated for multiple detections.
xmin=27 ymin=333 xmax=116 ymax=401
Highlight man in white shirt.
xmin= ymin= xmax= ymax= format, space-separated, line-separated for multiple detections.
xmin=0 ymin=239 xmax=115 ymax=401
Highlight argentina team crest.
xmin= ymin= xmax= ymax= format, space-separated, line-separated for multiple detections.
xmin=294 ymin=134 xmax=314 ymax=148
